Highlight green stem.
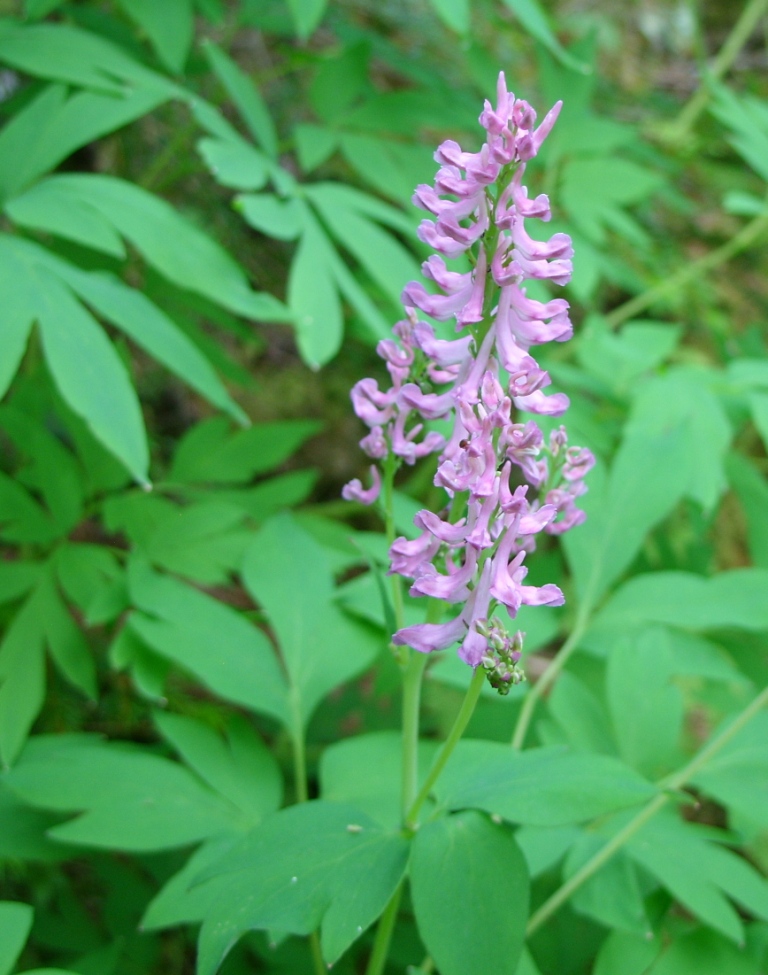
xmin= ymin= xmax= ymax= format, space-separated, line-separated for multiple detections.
xmin=405 ymin=666 xmax=486 ymax=828
xmin=291 ymin=729 xmax=308 ymax=804
xmin=309 ymin=931 xmax=326 ymax=975
xmin=667 ymin=0 xmax=768 ymax=141
xmin=526 ymin=682 xmax=768 ymax=936
xmin=290 ymin=709 xmax=324 ymax=975
xmin=511 ymin=605 xmax=591 ymax=750
xmin=402 ymin=650 xmax=429 ymax=818
xmin=137 ymin=119 xmax=199 ymax=191
xmin=364 ymin=881 xmax=404 ymax=975
xmin=605 ymin=206 xmax=768 ymax=331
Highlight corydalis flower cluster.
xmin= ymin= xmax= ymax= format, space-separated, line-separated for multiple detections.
xmin=343 ymin=73 xmax=594 ymax=690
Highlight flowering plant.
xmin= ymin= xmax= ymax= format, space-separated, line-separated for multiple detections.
xmin=345 ymin=72 xmax=594 ymax=691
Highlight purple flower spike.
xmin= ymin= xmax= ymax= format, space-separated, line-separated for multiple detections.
xmin=343 ymin=73 xmax=593 ymax=688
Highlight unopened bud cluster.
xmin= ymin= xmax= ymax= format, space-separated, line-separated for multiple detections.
xmin=478 ymin=619 xmax=525 ymax=695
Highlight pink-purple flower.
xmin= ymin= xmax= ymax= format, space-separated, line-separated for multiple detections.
xmin=343 ymin=72 xmax=594 ymax=691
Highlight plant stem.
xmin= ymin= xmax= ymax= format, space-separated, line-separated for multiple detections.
xmin=526 ymin=794 xmax=667 ymax=936
xmin=290 ymin=708 xmax=325 ymax=975
xmin=405 ymin=665 xmax=486 ymax=828
xmin=666 ymin=0 xmax=768 ymax=142
xmin=402 ymin=650 xmax=429 ymax=818
xmin=526 ymin=682 xmax=768 ymax=936
xmin=137 ymin=119 xmax=199 ymax=191
xmin=605 ymin=207 xmax=768 ymax=330
xmin=291 ymin=730 xmax=308 ymax=804
xmin=511 ymin=604 xmax=591 ymax=750
xmin=365 ymin=881 xmax=404 ymax=975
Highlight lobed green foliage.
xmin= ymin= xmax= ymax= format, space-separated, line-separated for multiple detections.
xmin=0 ymin=1 xmax=768 ymax=974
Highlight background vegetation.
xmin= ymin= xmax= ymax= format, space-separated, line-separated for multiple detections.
xmin=1 ymin=0 xmax=768 ymax=973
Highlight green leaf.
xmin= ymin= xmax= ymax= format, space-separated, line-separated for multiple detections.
xmin=627 ymin=813 xmax=768 ymax=942
xmin=54 ymin=544 xmax=123 ymax=618
xmin=196 ymin=802 xmax=409 ymax=972
xmin=726 ymin=453 xmax=768 ymax=568
xmin=6 ymin=174 xmax=125 ymax=256
xmin=709 ymin=83 xmax=768 ymax=184
xmin=156 ymin=713 xmax=282 ymax=823
xmin=0 ymin=83 xmax=168 ymax=199
xmin=0 ymin=405 xmax=84 ymax=534
xmin=563 ymin=433 xmax=683 ymax=611
xmin=690 ymin=713 xmax=768 ymax=826
xmin=127 ymin=558 xmax=289 ymax=725
xmin=339 ymin=134 xmax=436 ymax=203
xmin=436 ymin=742 xmax=656 ymax=826
xmin=0 ymin=21 xmax=176 ymax=94
xmin=0 ymin=901 xmax=33 ymax=975
xmin=547 ymin=671 xmax=616 ymax=755
xmin=35 ymin=271 xmax=149 ymax=485
xmin=411 ymin=810 xmax=529 ymax=975
xmin=241 ymin=513 xmax=381 ymax=730
xmin=606 ymin=625 xmax=684 ymax=777
xmin=141 ymin=835 xmax=239 ymax=931
xmin=516 ymin=825 xmax=580 ymax=881
xmin=22 ymin=174 xmax=290 ymax=322
xmin=188 ymin=468 xmax=319 ymax=521
xmin=3 ymin=734 xmax=243 ymax=851
xmin=307 ymin=182 xmax=421 ymax=308
xmin=0 ymin=562 xmax=41 ymax=605
xmin=650 ymin=929 xmax=758 ymax=975
xmin=202 ymin=42 xmax=278 ymax=157
xmin=561 ymin=157 xmax=662 ymax=245
xmin=236 ymin=193 xmax=304 ymax=240
xmin=24 ymin=0 xmax=66 ymax=17
xmin=501 ymin=0 xmax=589 ymax=72
xmin=143 ymin=501 xmax=248 ymax=584
xmin=565 ymin=837 xmax=649 ymax=935
xmin=589 ymin=568 xmax=768 ymax=639
xmin=288 ymin=210 xmax=343 ymax=367
xmin=0 ymin=240 xmax=36 ymax=397
xmin=48 ymin=265 xmax=247 ymax=424
xmin=286 ymin=0 xmax=329 ymax=38
xmin=320 ymin=731 xmax=437 ymax=828
xmin=750 ymin=391 xmax=768 ymax=452
xmin=564 ymin=367 xmax=730 ymax=609
xmin=634 ymin=369 xmax=732 ymax=509
xmin=428 ymin=0 xmax=470 ymax=33
xmin=294 ymin=123 xmax=338 ymax=173
xmin=0 ymin=782 xmax=65 ymax=861
xmin=37 ymin=573 xmax=97 ymax=699
xmin=0 ymin=472 xmax=60 ymax=545
xmin=170 ymin=416 xmax=321 ymax=484
xmin=197 ymin=136 xmax=271 ymax=191
xmin=0 ymin=592 xmax=46 ymax=767
xmin=108 ymin=627 xmax=169 ymax=702
xmin=575 ymin=316 xmax=681 ymax=394
xmin=594 ymin=931 xmax=660 ymax=975
xmin=115 ymin=0 xmax=193 ymax=73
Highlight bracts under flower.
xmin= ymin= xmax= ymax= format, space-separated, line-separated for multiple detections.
xmin=343 ymin=72 xmax=594 ymax=693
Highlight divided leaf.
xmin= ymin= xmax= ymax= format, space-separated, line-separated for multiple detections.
xmin=196 ymin=802 xmax=409 ymax=973
xmin=241 ymin=513 xmax=382 ymax=731
xmin=435 ymin=741 xmax=656 ymax=826
xmin=411 ymin=810 xmax=529 ymax=975
xmin=3 ymin=735 xmax=243 ymax=851
xmin=127 ymin=558 xmax=290 ymax=725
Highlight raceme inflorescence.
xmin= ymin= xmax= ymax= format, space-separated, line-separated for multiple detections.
xmin=344 ymin=73 xmax=594 ymax=692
